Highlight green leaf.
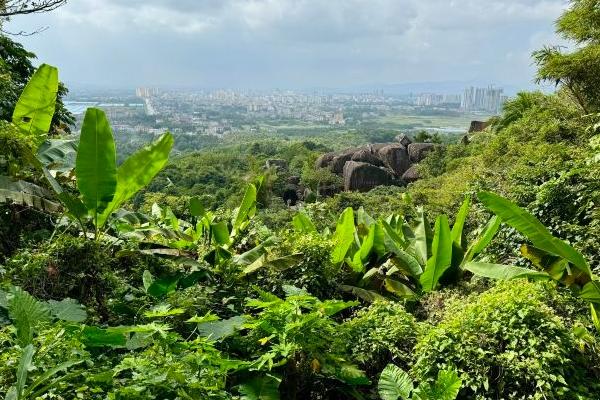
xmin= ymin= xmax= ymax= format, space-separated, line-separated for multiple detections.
xmin=16 ymin=345 xmax=35 ymax=398
xmin=233 ymin=184 xmax=257 ymax=234
xmin=451 ymin=197 xmax=470 ymax=248
xmin=292 ymin=212 xmax=317 ymax=233
xmin=197 ymin=315 xmax=245 ymax=341
xmin=464 ymin=262 xmax=550 ymax=281
xmin=465 ymin=216 xmax=501 ymax=262
xmin=37 ymin=139 xmax=78 ymax=167
xmin=8 ymin=288 xmax=51 ymax=346
xmin=378 ymin=364 xmax=413 ymax=400
xmin=212 ymin=221 xmax=231 ymax=246
xmin=75 ymin=108 xmax=117 ymax=221
xmin=389 ymin=247 xmax=423 ymax=278
xmin=384 ymin=278 xmax=416 ymax=299
xmin=239 ymin=375 xmax=281 ymax=400
xmin=414 ymin=208 xmax=433 ymax=265
xmin=580 ymin=281 xmax=600 ymax=303
xmin=4 ymin=387 xmax=17 ymax=400
xmin=97 ymin=132 xmax=173 ymax=228
xmin=189 ymin=197 xmax=206 ymax=217
xmin=591 ymin=304 xmax=600 ymax=332
xmin=12 ymin=64 xmax=58 ymax=147
xmin=420 ymin=215 xmax=453 ymax=292
xmin=26 ymin=359 xmax=84 ymax=397
xmin=233 ymin=237 xmax=276 ymax=266
xmin=47 ymin=299 xmax=87 ymax=322
xmin=414 ymin=369 xmax=462 ymax=400
xmin=146 ymin=275 xmax=180 ymax=298
xmin=478 ymin=191 xmax=591 ymax=277
xmin=331 ymin=207 xmax=355 ymax=265
xmin=331 ymin=363 xmax=370 ymax=386
xmin=339 ymin=285 xmax=387 ymax=302
xmin=81 ymin=326 xmax=127 ymax=348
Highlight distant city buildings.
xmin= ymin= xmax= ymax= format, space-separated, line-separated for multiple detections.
xmin=461 ymin=86 xmax=507 ymax=113
xmin=415 ymin=93 xmax=461 ymax=107
xmin=136 ymin=87 xmax=159 ymax=98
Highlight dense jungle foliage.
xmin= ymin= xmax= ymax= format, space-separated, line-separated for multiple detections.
xmin=1 ymin=1 xmax=600 ymax=399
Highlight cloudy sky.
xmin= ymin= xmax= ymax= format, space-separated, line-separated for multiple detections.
xmin=5 ymin=0 xmax=569 ymax=90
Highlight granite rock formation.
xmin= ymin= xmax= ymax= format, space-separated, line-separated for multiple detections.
xmin=314 ymin=134 xmax=438 ymax=192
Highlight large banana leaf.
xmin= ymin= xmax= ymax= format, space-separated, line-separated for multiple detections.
xmin=420 ymin=215 xmax=452 ymax=292
xmin=478 ymin=191 xmax=591 ymax=277
xmin=37 ymin=138 xmax=78 ymax=169
xmin=450 ymin=197 xmax=470 ymax=248
xmin=232 ymin=183 xmax=257 ymax=235
xmin=12 ymin=64 xmax=58 ymax=148
xmin=0 ymin=175 xmax=60 ymax=212
xmin=464 ymin=261 xmax=550 ymax=281
xmin=292 ymin=212 xmax=317 ymax=233
xmin=97 ymin=132 xmax=174 ymax=228
xmin=331 ymin=207 xmax=355 ymax=265
xmin=75 ymin=108 xmax=117 ymax=223
xmin=414 ymin=208 xmax=433 ymax=265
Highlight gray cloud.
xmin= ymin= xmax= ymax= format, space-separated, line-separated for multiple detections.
xmin=5 ymin=0 xmax=569 ymax=89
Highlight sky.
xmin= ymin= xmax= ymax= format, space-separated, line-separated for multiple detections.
xmin=5 ymin=0 xmax=570 ymax=91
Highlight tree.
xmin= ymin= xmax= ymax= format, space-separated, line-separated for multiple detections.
xmin=534 ymin=0 xmax=600 ymax=113
xmin=0 ymin=0 xmax=67 ymax=17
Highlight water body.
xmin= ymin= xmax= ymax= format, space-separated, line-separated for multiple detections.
xmin=64 ymin=101 xmax=144 ymax=115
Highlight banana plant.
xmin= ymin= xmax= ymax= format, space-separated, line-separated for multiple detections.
xmin=463 ymin=191 xmax=600 ymax=328
xmin=327 ymin=198 xmax=501 ymax=301
xmin=0 ymin=64 xmax=174 ymax=239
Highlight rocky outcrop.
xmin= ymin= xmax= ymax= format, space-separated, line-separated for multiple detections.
xmin=311 ymin=133 xmax=440 ymax=194
xmin=468 ymin=120 xmax=490 ymax=133
xmin=401 ymin=165 xmax=421 ymax=183
xmin=315 ymin=153 xmax=335 ymax=169
xmin=395 ymin=133 xmax=412 ymax=147
xmin=343 ymin=161 xmax=396 ymax=192
xmin=378 ymin=144 xmax=411 ymax=176
xmin=407 ymin=143 xmax=438 ymax=163
xmin=351 ymin=148 xmax=384 ymax=166
xmin=330 ymin=151 xmax=356 ymax=173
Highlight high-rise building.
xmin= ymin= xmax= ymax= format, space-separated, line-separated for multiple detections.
xmin=461 ymin=86 xmax=505 ymax=113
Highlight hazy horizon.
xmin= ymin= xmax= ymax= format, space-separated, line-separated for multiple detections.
xmin=5 ymin=0 xmax=569 ymax=91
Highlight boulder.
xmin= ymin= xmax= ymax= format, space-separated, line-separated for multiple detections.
xmin=315 ymin=152 xmax=335 ymax=169
xmin=378 ymin=144 xmax=411 ymax=176
xmin=468 ymin=120 xmax=490 ymax=133
xmin=407 ymin=143 xmax=437 ymax=163
xmin=395 ymin=133 xmax=412 ymax=147
xmin=351 ymin=148 xmax=384 ymax=167
xmin=330 ymin=151 xmax=355 ymax=173
xmin=401 ymin=165 xmax=421 ymax=183
xmin=343 ymin=161 xmax=396 ymax=192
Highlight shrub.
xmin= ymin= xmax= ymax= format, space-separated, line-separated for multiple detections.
xmin=259 ymin=232 xmax=341 ymax=299
xmin=412 ymin=280 xmax=600 ymax=399
xmin=3 ymin=235 xmax=175 ymax=322
xmin=338 ymin=301 xmax=419 ymax=374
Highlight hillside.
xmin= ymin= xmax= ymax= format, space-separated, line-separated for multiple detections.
xmin=0 ymin=1 xmax=599 ymax=399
